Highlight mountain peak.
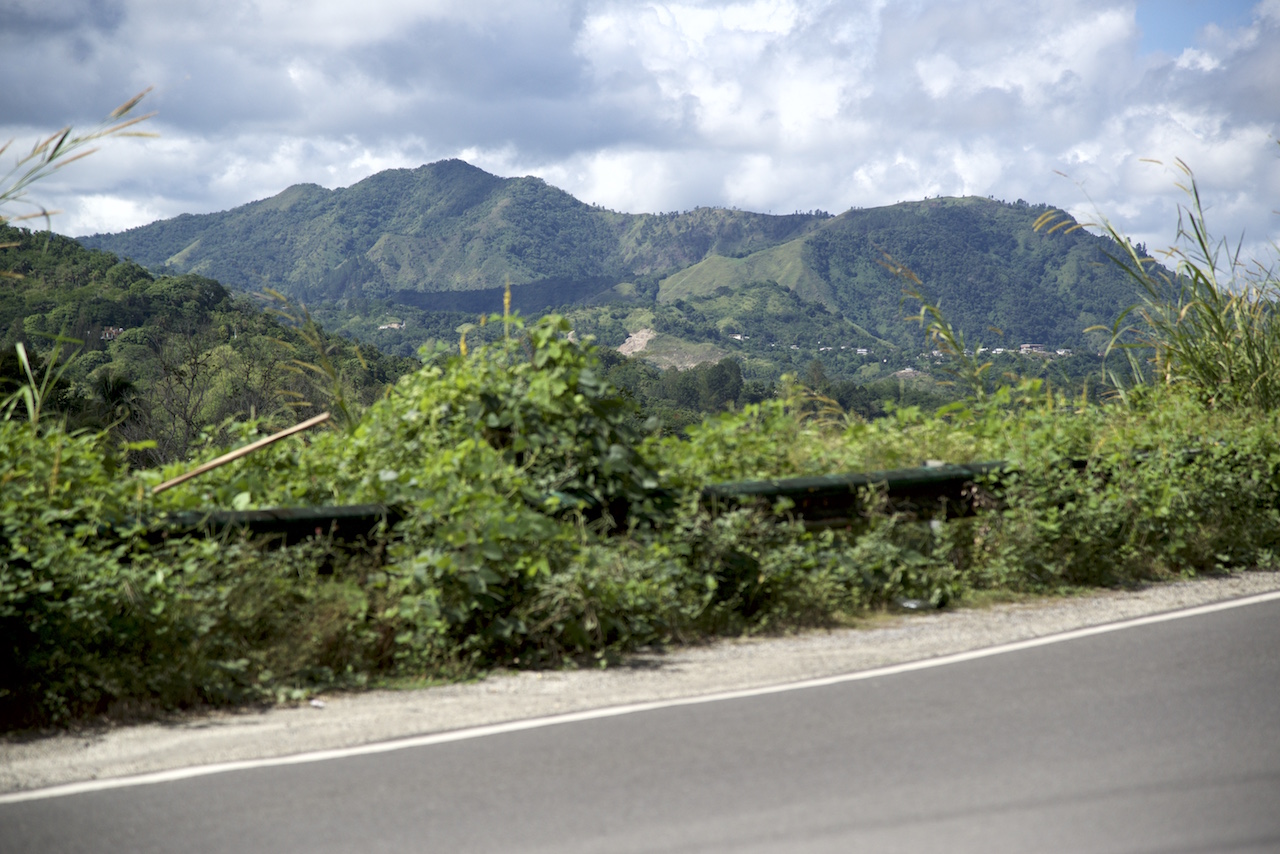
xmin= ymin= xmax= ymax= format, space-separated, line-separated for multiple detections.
xmin=76 ymin=169 xmax=1139 ymax=353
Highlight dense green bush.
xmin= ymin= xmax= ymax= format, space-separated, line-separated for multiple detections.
xmin=0 ymin=417 xmax=405 ymax=726
xmin=0 ymin=419 xmax=159 ymax=726
xmin=5 ymin=303 xmax=1280 ymax=729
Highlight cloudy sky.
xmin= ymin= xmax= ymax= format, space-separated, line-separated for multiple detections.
xmin=2 ymin=0 xmax=1277 ymax=260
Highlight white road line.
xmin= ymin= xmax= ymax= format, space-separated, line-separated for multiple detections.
xmin=4 ymin=588 xmax=1279 ymax=805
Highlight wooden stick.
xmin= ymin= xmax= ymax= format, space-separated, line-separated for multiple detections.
xmin=153 ymin=412 xmax=331 ymax=494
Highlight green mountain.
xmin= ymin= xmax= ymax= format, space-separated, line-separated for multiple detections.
xmin=1 ymin=224 xmax=412 ymax=464
xmin=80 ymin=159 xmax=823 ymax=302
xmin=79 ymin=160 xmax=1145 ymax=355
xmin=656 ymin=196 xmax=1142 ymax=352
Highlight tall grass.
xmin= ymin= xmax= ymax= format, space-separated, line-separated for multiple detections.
xmin=1038 ymin=159 xmax=1280 ymax=410
xmin=0 ymin=90 xmax=153 ymax=232
xmin=263 ymin=289 xmax=370 ymax=431
xmin=0 ymin=340 xmax=77 ymax=425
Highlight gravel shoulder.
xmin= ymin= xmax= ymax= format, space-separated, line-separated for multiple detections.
xmin=4 ymin=571 xmax=1279 ymax=795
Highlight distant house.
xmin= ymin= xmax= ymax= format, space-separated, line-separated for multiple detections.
xmin=893 ymin=367 xmax=921 ymax=378
xmin=378 ymin=321 xmax=406 ymax=331
xmin=100 ymin=326 xmax=125 ymax=341
xmin=1020 ymin=343 xmax=1045 ymax=354
xmin=856 ymin=348 xmax=869 ymax=356
xmin=1056 ymin=349 xmax=1073 ymax=356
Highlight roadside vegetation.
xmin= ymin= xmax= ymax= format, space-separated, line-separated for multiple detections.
xmin=2 ymin=106 xmax=1277 ymax=730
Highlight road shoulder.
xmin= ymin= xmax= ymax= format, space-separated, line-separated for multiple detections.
xmin=4 ymin=571 xmax=1278 ymax=795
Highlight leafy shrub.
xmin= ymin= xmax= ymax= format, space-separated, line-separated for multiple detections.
xmin=6 ymin=299 xmax=1280 ymax=730
xmin=0 ymin=419 xmax=164 ymax=726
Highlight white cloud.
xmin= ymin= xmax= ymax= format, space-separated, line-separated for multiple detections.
xmin=65 ymin=194 xmax=166 ymax=236
xmin=1175 ymin=48 xmax=1221 ymax=71
xmin=124 ymin=0 xmax=515 ymax=51
xmin=916 ymin=55 xmax=960 ymax=100
xmin=0 ymin=0 xmax=1275 ymax=261
xmin=575 ymin=0 xmax=880 ymax=150
xmin=542 ymin=149 xmax=688 ymax=214
xmin=950 ymin=143 xmax=1006 ymax=196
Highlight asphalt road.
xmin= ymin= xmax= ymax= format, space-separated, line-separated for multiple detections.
xmin=4 ymin=595 xmax=1278 ymax=853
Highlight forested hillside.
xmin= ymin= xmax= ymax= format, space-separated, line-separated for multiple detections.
xmin=802 ymin=197 xmax=1143 ymax=351
xmin=79 ymin=160 xmax=1146 ymax=359
xmin=660 ymin=197 xmax=1147 ymax=352
xmin=80 ymin=159 xmax=824 ymax=301
xmin=0 ymin=225 xmax=413 ymax=464
xmin=1 ymin=225 xmax=818 ymax=447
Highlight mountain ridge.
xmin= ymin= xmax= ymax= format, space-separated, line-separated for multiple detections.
xmin=79 ymin=160 xmax=1143 ymax=352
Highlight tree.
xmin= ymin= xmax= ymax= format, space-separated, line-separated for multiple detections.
xmin=701 ymin=357 xmax=743 ymax=410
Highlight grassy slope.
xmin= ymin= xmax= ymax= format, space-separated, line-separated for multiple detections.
xmin=658 ymin=238 xmax=835 ymax=307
